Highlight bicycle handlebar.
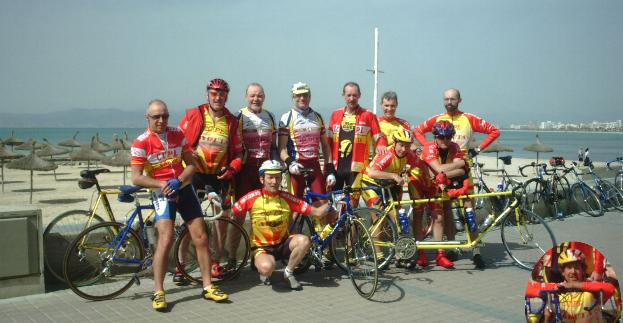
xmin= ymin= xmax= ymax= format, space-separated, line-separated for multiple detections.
xmin=519 ymin=162 xmax=546 ymax=177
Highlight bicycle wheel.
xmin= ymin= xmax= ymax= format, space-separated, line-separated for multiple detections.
xmin=570 ymin=183 xmax=603 ymax=217
xmin=44 ymin=210 xmax=106 ymax=283
xmin=352 ymin=207 xmax=396 ymax=270
xmin=601 ymin=180 xmax=623 ymax=211
xmin=522 ymin=179 xmax=547 ymax=214
xmin=501 ymin=209 xmax=556 ymax=270
xmin=174 ymin=217 xmax=250 ymax=284
xmin=64 ymin=222 xmax=144 ymax=300
xmin=551 ymin=177 xmax=571 ymax=216
xmin=284 ymin=214 xmax=314 ymax=274
xmin=345 ymin=217 xmax=378 ymax=299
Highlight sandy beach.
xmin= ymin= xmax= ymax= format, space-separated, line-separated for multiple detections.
xmin=0 ymin=155 xmax=614 ymax=227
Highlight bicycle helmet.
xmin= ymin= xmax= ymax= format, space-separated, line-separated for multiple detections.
xmin=258 ymin=160 xmax=284 ymax=176
xmin=432 ymin=120 xmax=455 ymax=137
xmin=291 ymin=82 xmax=311 ymax=95
xmin=391 ymin=129 xmax=413 ymax=143
xmin=207 ymin=78 xmax=230 ymax=92
xmin=558 ymin=249 xmax=585 ymax=266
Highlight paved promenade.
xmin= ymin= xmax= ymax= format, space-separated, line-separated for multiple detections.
xmin=1 ymin=211 xmax=621 ymax=323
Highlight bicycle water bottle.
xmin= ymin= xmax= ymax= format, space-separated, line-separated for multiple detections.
xmin=452 ymin=205 xmax=464 ymax=231
xmin=398 ymin=208 xmax=409 ymax=234
xmin=465 ymin=207 xmax=477 ymax=232
xmin=496 ymin=182 xmax=504 ymax=192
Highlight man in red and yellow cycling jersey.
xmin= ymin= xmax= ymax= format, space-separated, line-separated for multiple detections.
xmin=235 ymin=82 xmax=278 ymax=201
xmin=360 ymin=129 xmax=435 ymax=269
xmin=131 ymin=99 xmax=228 ymax=311
xmin=532 ymin=241 xmax=606 ymax=285
xmin=178 ymin=78 xmax=244 ymax=278
xmin=420 ymin=121 xmax=470 ymax=269
xmin=279 ymin=82 xmax=335 ymax=199
xmin=232 ymin=160 xmax=331 ymax=290
xmin=328 ymin=81 xmax=387 ymax=202
xmin=526 ymin=249 xmax=617 ymax=322
xmin=414 ymin=89 xmax=499 ymax=268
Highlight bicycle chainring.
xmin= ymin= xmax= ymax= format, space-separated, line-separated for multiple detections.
xmin=395 ymin=236 xmax=417 ymax=260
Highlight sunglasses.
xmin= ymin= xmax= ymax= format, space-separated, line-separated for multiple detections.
xmin=148 ymin=114 xmax=170 ymax=120
xmin=435 ymin=135 xmax=453 ymax=140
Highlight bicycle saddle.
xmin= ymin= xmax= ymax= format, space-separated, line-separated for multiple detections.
xmin=80 ymin=168 xmax=110 ymax=179
xmin=117 ymin=185 xmax=145 ymax=203
xmin=299 ymin=168 xmax=314 ymax=175
xmin=499 ymin=155 xmax=512 ymax=165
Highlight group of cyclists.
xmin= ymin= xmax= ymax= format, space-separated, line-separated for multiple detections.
xmin=130 ymin=78 xmax=618 ymax=320
xmin=130 ymin=78 xmax=501 ymax=311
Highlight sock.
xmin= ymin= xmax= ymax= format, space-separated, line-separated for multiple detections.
xmin=284 ymin=267 xmax=294 ymax=277
xmin=259 ymin=274 xmax=268 ymax=282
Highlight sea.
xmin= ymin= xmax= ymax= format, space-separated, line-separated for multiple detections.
xmin=1 ymin=128 xmax=622 ymax=163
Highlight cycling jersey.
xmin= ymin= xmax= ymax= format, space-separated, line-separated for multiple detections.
xmin=232 ymin=189 xmax=311 ymax=248
xmin=360 ymin=147 xmax=431 ymax=206
xmin=236 ymin=107 xmax=276 ymax=160
xmin=327 ymin=106 xmax=387 ymax=172
xmin=130 ymin=127 xmax=190 ymax=181
xmin=421 ymin=141 xmax=465 ymax=165
xmin=178 ymin=104 xmax=243 ymax=174
xmin=378 ymin=116 xmax=411 ymax=145
xmin=526 ymin=280 xmax=616 ymax=322
xmin=279 ymin=108 xmax=326 ymax=161
xmin=414 ymin=111 xmax=500 ymax=150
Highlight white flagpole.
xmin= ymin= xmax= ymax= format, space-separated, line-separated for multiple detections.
xmin=373 ymin=27 xmax=379 ymax=115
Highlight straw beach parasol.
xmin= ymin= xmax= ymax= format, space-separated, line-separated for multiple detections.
xmin=7 ymin=145 xmax=58 ymax=203
xmin=483 ymin=142 xmax=514 ymax=168
xmin=58 ymin=131 xmax=82 ymax=150
xmin=92 ymin=134 xmax=112 ymax=153
xmin=0 ymin=143 xmax=23 ymax=192
xmin=37 ymin=139 xmax=70 ymax=180
xmin=2 ymin=131 xmax=24 ymax=151
xmin=523 ymin=134 xmax=553 ymax=163
xmin=14 ymin=138 xmax=44 ymax=151
xmin=101 ymin=141 xmax=131 ymax=184
xmin=70 ymin=141 xmax=106 ymax=170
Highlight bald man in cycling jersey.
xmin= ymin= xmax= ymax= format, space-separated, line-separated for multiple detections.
xmin=414 ymin=89 xmax=499 ymax=268
xmin=232 ymin=160 xmax=331 ymax=290
xmin=131 ymin=99 xmax=228 ymax=311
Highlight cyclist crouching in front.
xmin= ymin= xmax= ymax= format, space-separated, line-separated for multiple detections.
xmin=131 ymin=99 xmax=228 ymax=312
xmin=232 ymin=160 xmax=331 ymax=290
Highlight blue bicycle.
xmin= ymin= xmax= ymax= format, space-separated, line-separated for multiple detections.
xmin=288 ymin=168 xmax=379 ymax=299
xmin=63 ymin=185 xmax=154 ymax=300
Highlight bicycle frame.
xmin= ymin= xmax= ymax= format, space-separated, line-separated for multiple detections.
xmin=369 ymin=190 xmax=520 ymax=250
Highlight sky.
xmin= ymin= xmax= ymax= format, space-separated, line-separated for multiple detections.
xmin=1 ymin=0 xmax=621 ymax=127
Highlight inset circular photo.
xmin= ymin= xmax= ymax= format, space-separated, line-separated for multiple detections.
xmin=524 ymin=241 xmax=621 ymax=322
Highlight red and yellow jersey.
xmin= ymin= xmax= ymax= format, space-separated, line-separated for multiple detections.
xmin=236 ymin=107 xmax=276 ymax=160
xmin=531 ymin=241 xmax=606 ymax=283
xmin=362 ymin=147 xmax=418 ymax=181
xmin=195 ymin=109 xmax=231 ymax=174
xmin=378 ymin=116 xmax=410 ymax=145
xmin=526 ymin=280 xmax=616 ymax=322
xmin=130 ymin=127 xmax=190 ymax=181
xmin=327 ymin=106 xmax=387 ymax=172
xmin=278 ymin=108 xmax=326 ymax=161
xmin=232 ymin=189 xmax=312 ymax=248
xmin=421 ymin=141 xmax=465 ymax=167
xmin=414 ymin=111 xmax=500 ymax=151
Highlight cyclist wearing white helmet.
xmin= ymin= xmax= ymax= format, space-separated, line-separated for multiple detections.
xmin=232 ymin=160 xmax=331 ymax=290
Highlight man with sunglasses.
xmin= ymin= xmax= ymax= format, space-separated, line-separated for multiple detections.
xmin=179 ymin=78 xmax=244 ymax=279
xmin=131 ymin=99 xmax=228 ymax=311
xmin=414 ymin=89 xmax=499 ymax=269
